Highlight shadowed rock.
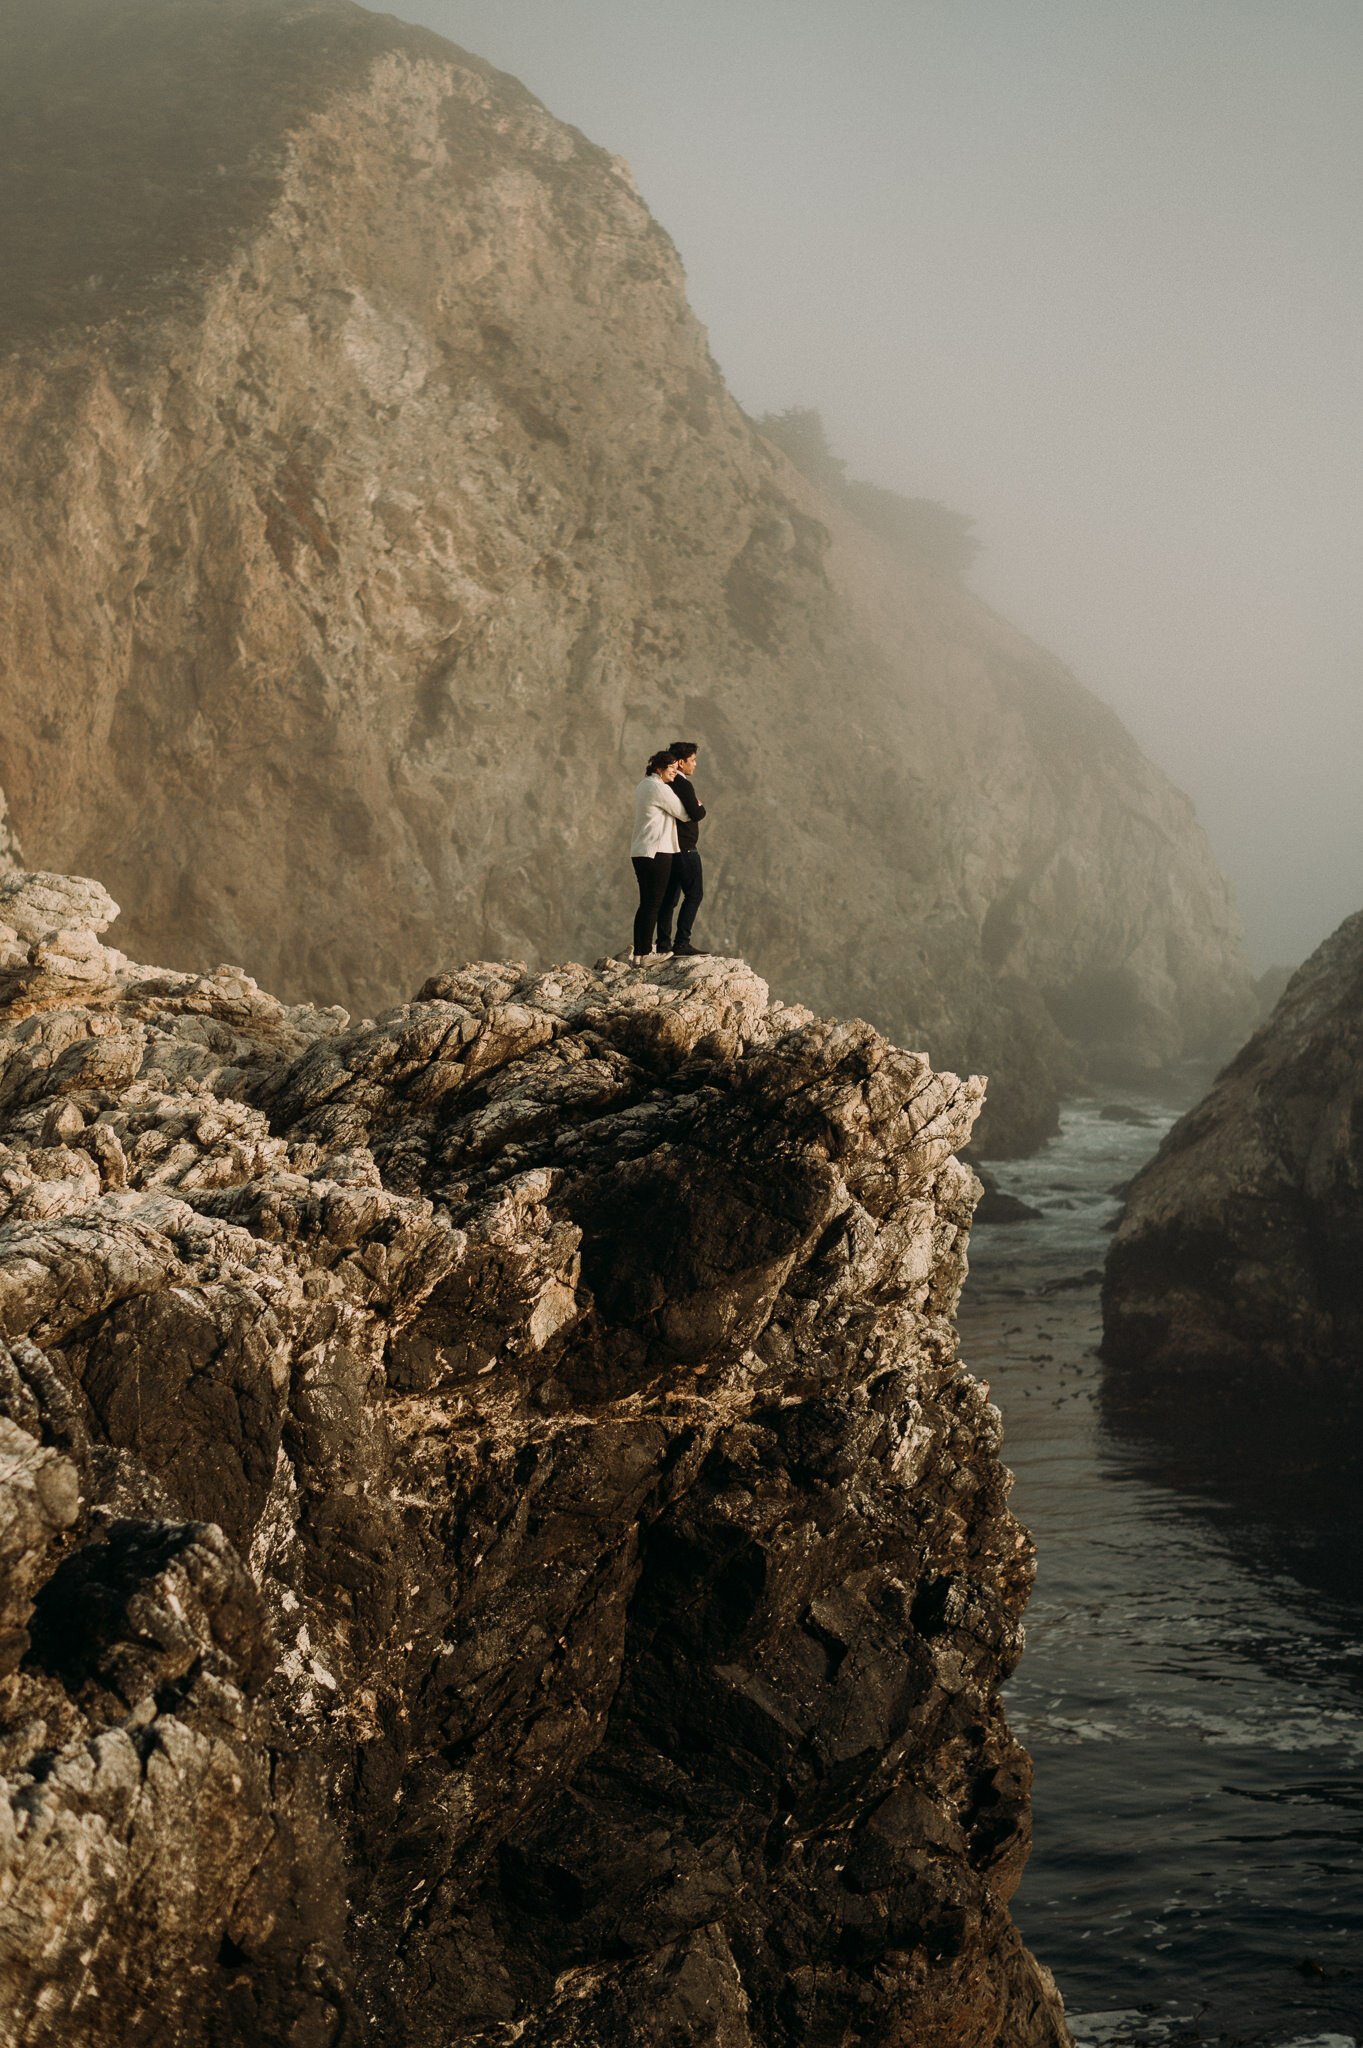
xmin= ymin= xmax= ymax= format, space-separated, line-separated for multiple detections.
xmin=1101 ymin=911 xmax=1363 ymax=1604
xmin=1104 ymin=908 xmax=1363 ymax=1387
xmin=0 ymin=863 xmax=1070 ymax=2046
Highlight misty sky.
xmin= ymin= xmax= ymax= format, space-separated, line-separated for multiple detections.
xmin=361 ymin=0 xmax=1362 ymax=968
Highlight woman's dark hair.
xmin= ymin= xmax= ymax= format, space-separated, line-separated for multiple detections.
xmin=669 ymin=741 xmax=698 ymax=759
xmin=645 ymin=749 xmax=674 ymax=776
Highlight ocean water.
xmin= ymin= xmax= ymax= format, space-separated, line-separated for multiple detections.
xmin=958 ymin=1097 xmax=1363 ymax=2048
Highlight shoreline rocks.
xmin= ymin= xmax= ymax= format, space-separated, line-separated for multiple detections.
xmin=1103 ymin=907 xmax=1363 ymax=1389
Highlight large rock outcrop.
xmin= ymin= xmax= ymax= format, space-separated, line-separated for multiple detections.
xmin=0 ymin=855 xmax=1069 ymax=2046
xmin=0 ymin=0 xmax=1250 ymax=1156
xmin=1103 ymin=907 xmax=1363 ymax=1386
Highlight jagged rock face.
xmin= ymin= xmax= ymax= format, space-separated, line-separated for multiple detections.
xmin=1104 ymin=907 xmax=1363 ymax=1386
xmin=0 ymin=863 xmax=1070 ymax=2046
xmin=0 ymin=0 xmax=1250 ymax=1157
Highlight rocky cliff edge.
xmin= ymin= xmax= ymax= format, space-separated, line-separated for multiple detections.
xmin=0 ymin=855 xmax=1069 ymax=2046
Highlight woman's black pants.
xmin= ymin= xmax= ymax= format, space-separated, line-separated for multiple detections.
xmin=658 ymin=849 xmax=703 ymax=948
xmin=632 ymin=853 xmax=673 ymax=954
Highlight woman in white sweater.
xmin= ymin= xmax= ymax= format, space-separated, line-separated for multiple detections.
xmin=630 ymin=750 xmax=690 ymax=958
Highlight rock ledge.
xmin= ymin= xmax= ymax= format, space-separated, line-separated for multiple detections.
xmin=0 ymin=867 xmax=1068 ymax=2047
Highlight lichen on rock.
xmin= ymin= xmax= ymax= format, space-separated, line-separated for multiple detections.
xmin=0 ymin=863 xmax=1069 ymax=2045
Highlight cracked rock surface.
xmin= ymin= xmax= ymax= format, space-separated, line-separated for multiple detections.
xmin=0 ymin=866 xmax=1069 ymax=2045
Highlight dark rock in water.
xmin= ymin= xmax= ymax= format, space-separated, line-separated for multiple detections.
xmin=1104 ymin=907 xmax=1363 ymax=1387
xmin=1102 ymin=911 xmax=1363 ymax=1609
xmin=1039 ymin=1270 xmax=1103 ymax=1296
xmin=0 ymin=864 xmax=1070 ymax=2047
xmin=973 ymin=1169 xmax=1043 ymax=1225
xmin=1097 ymin=1103 xmax=1155 ymax=1126
xmin=979 ymin=1189 xmax=1044 ymax=1225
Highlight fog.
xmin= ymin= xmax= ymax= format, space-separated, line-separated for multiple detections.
xmin=361 ymin=0 xmax=1362 ymax=970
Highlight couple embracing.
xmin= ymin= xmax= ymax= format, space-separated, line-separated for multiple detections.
xmin=628 ymin=742 xmax=706 ymax=962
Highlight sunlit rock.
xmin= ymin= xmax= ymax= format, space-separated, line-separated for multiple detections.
xmin=0 ymin=863 xmax=1071 ymax=2045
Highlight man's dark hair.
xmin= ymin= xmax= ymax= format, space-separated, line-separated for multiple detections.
xmin=669 ymin=742 xmax=698 ymax=760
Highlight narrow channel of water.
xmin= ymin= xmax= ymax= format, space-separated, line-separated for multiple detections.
xmin=958 ymin=1097 xmax=1363 ymax=2048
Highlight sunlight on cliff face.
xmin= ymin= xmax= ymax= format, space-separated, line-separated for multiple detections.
xmin=368 ymin=0 xmax=1363 ymax=974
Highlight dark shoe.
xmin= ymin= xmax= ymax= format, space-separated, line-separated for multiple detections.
xmin=656 ymin=940 xmax=672 ymax=953
xmin=671 ymin=942 xmax=706 ymax=957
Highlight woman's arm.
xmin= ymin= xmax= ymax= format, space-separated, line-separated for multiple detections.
xmin=653 ymin=781 xmax=689 ymax=821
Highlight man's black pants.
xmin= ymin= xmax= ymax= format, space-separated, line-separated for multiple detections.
xmin=657 ymin=850 xmax=703 ymax=948
xmin=631 ymin=853 xmax=673 ymax=955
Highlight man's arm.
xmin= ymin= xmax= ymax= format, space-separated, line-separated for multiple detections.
xmin=675 ymin=778 xmax=706 ymax=822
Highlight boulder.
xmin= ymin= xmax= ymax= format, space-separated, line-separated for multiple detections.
xmin=1104 ymin=908 xmax=1363 ymax=1386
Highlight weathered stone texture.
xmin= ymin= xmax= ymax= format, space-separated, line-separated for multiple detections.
xmin=0 ymin=0 xmax=1250 ymax=1156
xmin=1104 ymin=907 xmax=1363 ymax=1387
xmin=0 ymin=863 xmax=1070 ymax=2046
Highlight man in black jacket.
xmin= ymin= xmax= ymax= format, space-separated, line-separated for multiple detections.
xmin=657 ymin=741 xmax=706 ymax=955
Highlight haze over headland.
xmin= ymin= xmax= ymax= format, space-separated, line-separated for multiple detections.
xmin=360 ymin=0 xmax=1363 ymax=971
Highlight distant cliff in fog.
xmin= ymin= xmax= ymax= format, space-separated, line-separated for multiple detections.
xmin=0 ymin=0 xmax=1252 ymax=1151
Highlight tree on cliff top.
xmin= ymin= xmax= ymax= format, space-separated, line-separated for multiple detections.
xmin=756 ymin=405 xmax=980 ymax=582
